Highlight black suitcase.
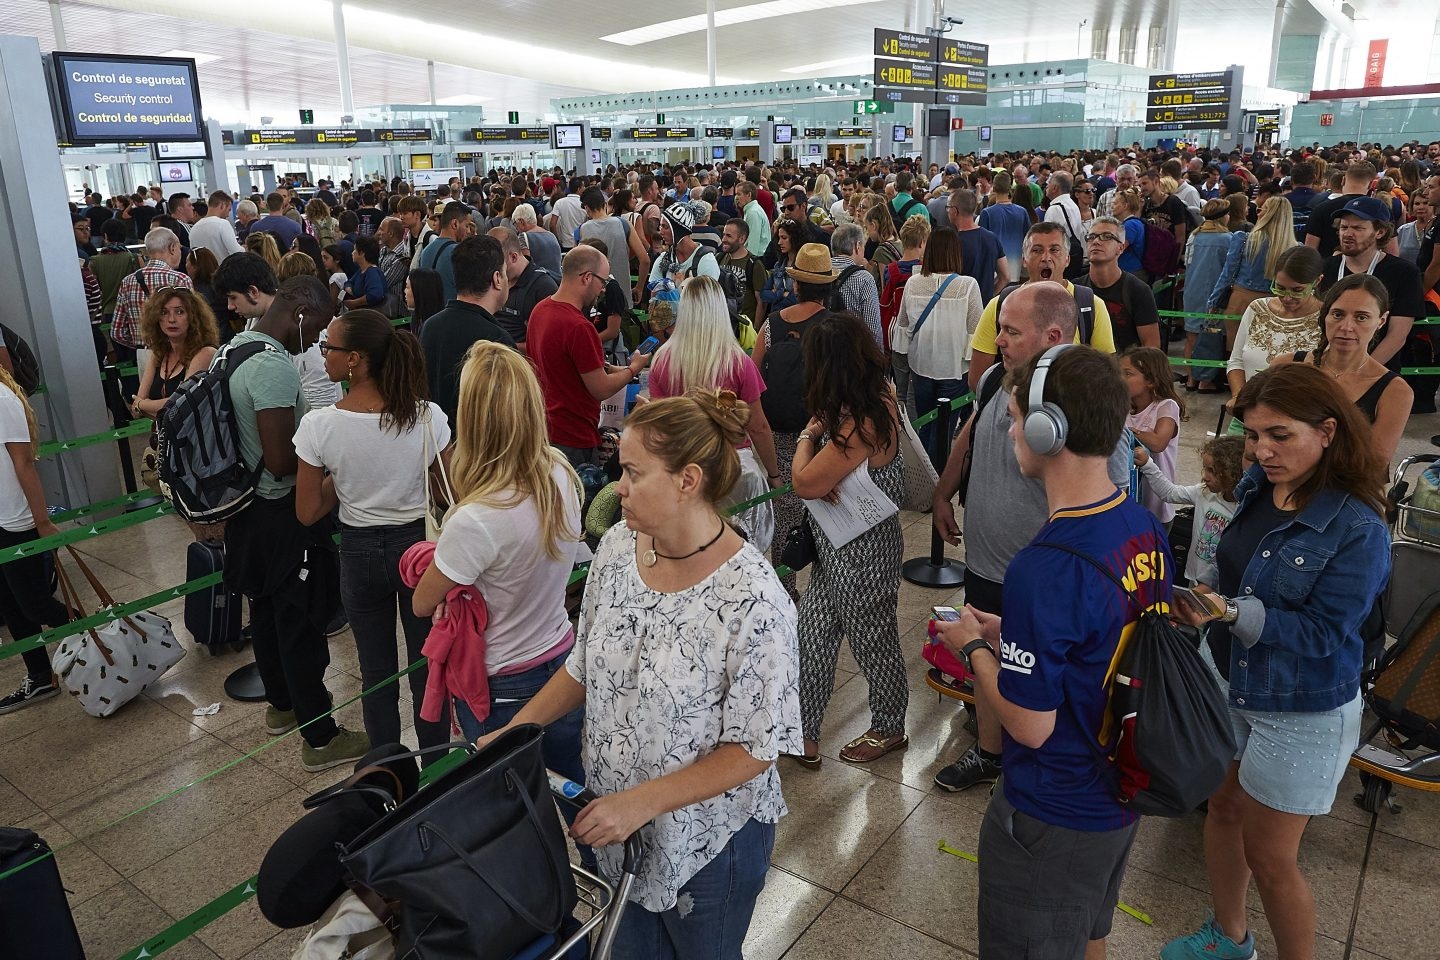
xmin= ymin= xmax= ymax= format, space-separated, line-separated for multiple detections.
xmin=0 ymin=827 xmax=86 ymax=959
xmin=185 ymin=539 xmax=244 ymax=654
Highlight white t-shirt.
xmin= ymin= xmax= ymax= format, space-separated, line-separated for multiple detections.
xmin=893 ymin=272 xmax=983 ymax=377
xmin=0 ymin=392 xmax=33 ymax=532
xmin=295 ymin=328 xmax=343 ymax=410
xmin=294 ymin=402 xmax=450 ymax=527
xmin=1128 ymin=398 xmax=1182 ymax=525
xmin=551 ymin=195 xmax=587 ymax=249
xmin=432 ymin=460 xmax=582 ymax=672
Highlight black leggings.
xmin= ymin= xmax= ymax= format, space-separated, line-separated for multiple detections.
xmin=0 ymin=529 xmax=70 ymax=683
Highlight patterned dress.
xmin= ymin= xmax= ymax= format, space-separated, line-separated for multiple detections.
xmin=568 ymin=525 xmax=803 ymax=911
xmin=797 ymin=439 xmax=908 ymax=742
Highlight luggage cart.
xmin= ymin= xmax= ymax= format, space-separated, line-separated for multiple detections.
xmin=1341 ymin=453 xmax=1440 ymax=959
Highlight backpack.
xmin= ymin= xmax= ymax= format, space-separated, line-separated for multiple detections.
xmin=890 ymin=195 xmax=927 ymax=231
xmin=1140 ymin=219 xmax=1181 ymax=278
xmin=154 ymin=340 xmax=275 ymax=524
xmin=718 ymin=256 xmax=757 ymax=316
xmin=879 ymin=259 xmax=917 ymax=348
xmin=1053 ymin=204 xmax=1086 ymax=281
xmin=760 ymin=309 xmax=826 ymax=432
xmin=828 ymin=264 xmax=865 ymax=313
xmin=990 ymin=282 xmax=1096 ymax=346
xmin=1037 ymin=541 xmax=1237 ymax=818
xmin=0 ymin=325 xmax=42 ymax=396
xmin=957 ymin=364 xmax=1006 ymax=506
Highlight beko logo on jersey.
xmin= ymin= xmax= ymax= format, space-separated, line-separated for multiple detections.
xmin=1000 ymin=639 xmax=1035 ymax=675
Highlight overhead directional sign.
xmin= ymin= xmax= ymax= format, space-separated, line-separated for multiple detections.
xmin=853 ymin=99 xmax=894 ymax=114
xmin=936 ymin=64 xmax=988 ymax=105
xmin=471 ymin=126 xmax=551 ymax=143
xmin=627 ymin=127 xmax=696 ymax=140
xmin=706 ymin=126 xmax=735 ymax=138
xmin=835 ymin=127 xmax=870 ymax=138
xmin=874 ymin=57 xmax=936 ymax=90
xmin=1145 ymin=68 xmax=1236 ymax=131
xmin=376 ymin=128 xmax=431 ymax=142
xmin=874 ymin=28 xmax=934 ymax=61
xmin=937 ymin=39 xmax=988 ymax=67
xmin=590 ymin=126 xmax=613 ymax=140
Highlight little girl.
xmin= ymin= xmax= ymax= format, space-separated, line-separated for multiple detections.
xmin=1134 ymin=436 xmax=1245 ymax=587
xmin=1119 ymin=347 xmax=1185 ymax=525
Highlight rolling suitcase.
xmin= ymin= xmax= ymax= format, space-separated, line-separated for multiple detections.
xmin=0 ymin=827 xmax=86 ymax=960
xmin=185 ymin=539 xmax=245 ymax=654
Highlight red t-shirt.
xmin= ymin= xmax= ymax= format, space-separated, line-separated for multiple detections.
xmin=756 ymin=188 xmax=777 ymax=221
xmin=527 ymin=297 xmax=606 ymax=448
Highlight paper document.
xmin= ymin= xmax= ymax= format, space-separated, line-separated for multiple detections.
xmin=802 ymin=463 xmax=899 ymax=548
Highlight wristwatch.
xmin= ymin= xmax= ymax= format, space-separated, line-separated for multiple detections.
xmin=1222 ymin=598 xmax=1240 ymax=624
xmin=960 ymin=638 xmax=994 ymax=673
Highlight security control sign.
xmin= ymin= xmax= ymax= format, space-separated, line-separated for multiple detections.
xmin=627 ymin=127 xmax=697 ymax=140
xmin=803 ymin=127 xmax=828 ymax=138
xmin=1145 ymin=69 xmax=1236 ymax=131
xmin=244 ymin=128 xmax=304 ymax=145
xmin=874 ymin=28 xmax=934 ymax=62
xmin=590 ymin=127 xmax=613 ymax=141
xmin=50 ymin=52 xmax=205 ymax=144
xmin=316 ymin=128 xmax=371 ymax=143
xmin=471 ymin=126 xmax=552 ymax=143
xmin=706 ymin=127 xmax=735 ymax=138
xmin=835 ymin=127 xmax=870 ymax=138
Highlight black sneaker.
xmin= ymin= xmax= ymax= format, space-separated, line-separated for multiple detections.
xmin=933 ymin=746 xmax=1001 ymax=792
xmin=0 ymin=677 xmax=60 ymax=716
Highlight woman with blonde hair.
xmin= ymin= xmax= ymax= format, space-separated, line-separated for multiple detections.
xmin=412 ymin=342 xmax=585 ymax=775
xmin=245 ymin=231 xmax=283 ymax=273
xmin=863 ymin=202 xmax=901 ymax=288
xmin=0 ymin=364 xmax=74 ymax=716
xmin=277 ymin=251 xmax=319 ymax=282
xmin=1209 ymin=195 xmax=1297 ymax=320
xmin=646 ymin=276 xmax=781 ymax=549
xmin=131 ymin=287 xmax=218 ymax=420
xmin=476 ymin=389 xmax=801 ymax=959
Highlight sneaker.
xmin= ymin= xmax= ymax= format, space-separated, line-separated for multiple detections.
xmin=0 ymin=677 xmax=59 ymax=716
xmin=301 ymin=726 xmax=371 ymax=773
xmin=1160 ymin=915 xmax=1257 ymax=960
xmin=933 ymin=746 xmax=1001 ymax=792
xmin=265 ymin=706 xmax=298 ymax=735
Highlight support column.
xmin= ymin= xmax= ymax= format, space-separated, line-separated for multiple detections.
xmin=48 ymin=0 xmax=66 ymax=48
xmin=1091 ymin=24 xmax=1110 ymax=61
xmin=1118 ymin=24 xmax=1139 ymax=65
xmin=427 ymin=59 xmax=436 ymax=105
xmin=332 ymin=1 xmax=359 ymax=182
xmin=705 ymin=0 xmax=716 ymax=87
xmin=0 ymin=35 xmax=120 ymax=509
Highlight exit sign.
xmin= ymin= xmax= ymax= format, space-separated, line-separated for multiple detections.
xmin=508 ymin=111 xmax=520 ymax=124
xmin=299 ymin=108 xmax=314 ymax=125
xmin=657 ymin=113 xmax=665 ymax=125
xmin=853 ymin=99 xmax=895 ymax=115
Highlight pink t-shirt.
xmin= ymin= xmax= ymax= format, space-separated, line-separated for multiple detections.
xmin=648 ymin=351 xmax=765 ymax=449
xmin=1127 ymin=397 xmax=1181 ymax=524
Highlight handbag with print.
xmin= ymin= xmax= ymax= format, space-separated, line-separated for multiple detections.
xmin=421 ymin=408 xmax=457 ymax=542
xmin=50 ymin=547 xmax=184 ymax=718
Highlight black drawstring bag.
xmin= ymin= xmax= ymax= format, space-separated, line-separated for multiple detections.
xmin=339 ymin=725 xmax=576 ymax=959
xmin=1038 ymin=543 xmax=1237 ymax=818
xmin=779 ymin=518 xmax=817 ymax=571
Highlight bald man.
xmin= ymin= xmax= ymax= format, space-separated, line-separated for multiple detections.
xmin=525 ymin=245 xmax=653 ymax=466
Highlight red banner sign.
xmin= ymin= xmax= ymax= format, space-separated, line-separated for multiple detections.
xmin=1365 ymin=39 xmax=1388 ymax=88
xmin=1319 ymin=113 xmax=1334 ymax=126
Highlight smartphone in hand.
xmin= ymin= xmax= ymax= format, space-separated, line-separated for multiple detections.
xmin=1173 ymin=586 xmax=1227 ymax=620
xmin=636 ymin=335 xmax=660 ymax=355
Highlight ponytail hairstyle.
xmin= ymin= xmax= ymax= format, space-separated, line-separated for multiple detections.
xmin=331 ymin=309 xmax=428 ymax=434
xmin=623 ymin=390 xmax=750 ymax=505
xmin=0 ymin=365 xmax=39 ymax=457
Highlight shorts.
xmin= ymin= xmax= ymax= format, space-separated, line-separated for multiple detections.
xmin=1183 ymin=314 xmax=1209 ymax=334
xmin=1231 ymin=694 xmax=1362 ymax=816
xmin=977 ymin=781 xmax=1138 ymax=959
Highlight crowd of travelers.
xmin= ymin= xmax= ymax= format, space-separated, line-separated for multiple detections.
xmin=17 ymin=135 xmax=1436 ymax=959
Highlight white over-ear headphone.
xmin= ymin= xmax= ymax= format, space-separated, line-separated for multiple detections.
xmin=1023 ymin=344 xmax=1075 ymax=457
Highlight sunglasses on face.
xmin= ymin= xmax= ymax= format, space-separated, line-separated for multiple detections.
xmin=1270 ymin=280 xmax=1317 ymax=297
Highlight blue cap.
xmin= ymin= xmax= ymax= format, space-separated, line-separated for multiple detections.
xmin=1340 ymin=195 xmax=1390 ymax=223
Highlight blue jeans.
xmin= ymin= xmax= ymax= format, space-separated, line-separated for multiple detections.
xmin=610 ymin=817 xmax=774 ymax=960
xmin=911 ymin=374 xmax=966 ymax=470
xmin=338 ymin=520 xmax=448 ymax=754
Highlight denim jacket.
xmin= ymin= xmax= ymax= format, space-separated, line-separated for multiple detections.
xmin=1207 ymin=232 xmax=1273 ymax=311
xmin=1224 ymin=465 xmax=1390 ymax=712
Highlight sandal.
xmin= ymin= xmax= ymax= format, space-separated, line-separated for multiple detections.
xmin=838 ymin=730 xmax=909 ymax=763
xmin=792 ymin=739 xmax=822 ymax=769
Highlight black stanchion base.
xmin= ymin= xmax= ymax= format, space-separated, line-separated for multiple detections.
xmin=902 ymin=556 xmax=965 ymax=588
xmin=223 ymin=662 xmax=268 ymax=702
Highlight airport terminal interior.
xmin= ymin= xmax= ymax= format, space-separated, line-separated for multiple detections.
xmin=3 ymin=0 xmax=1440 ymax=958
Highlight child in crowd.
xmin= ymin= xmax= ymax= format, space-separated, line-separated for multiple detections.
xmin=1119 ymin=346 xmax=1184 ymax=526
xmin=1134 ymin=436 xmax=1245 ymax=587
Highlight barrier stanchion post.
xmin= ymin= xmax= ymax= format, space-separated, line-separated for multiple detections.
xmin=100 ymin=362 xmax=142 ymax=497
xmin=902 ymin=396 xmax=964 ymax=588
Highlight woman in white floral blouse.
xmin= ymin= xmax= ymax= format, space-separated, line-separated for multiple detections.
xmin=478 ymin=389 xmax=803 ymax=960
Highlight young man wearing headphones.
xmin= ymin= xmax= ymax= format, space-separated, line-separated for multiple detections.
xmin=935 ymin=344 xmax=1171 ymax=960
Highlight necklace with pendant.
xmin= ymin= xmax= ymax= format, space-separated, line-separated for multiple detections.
xmin=642 ymin=522 xmax=726 ymax=567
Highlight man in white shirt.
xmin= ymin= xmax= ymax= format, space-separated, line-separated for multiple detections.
xmin=1042 ymin=172 xmax=1085 ymax=267
xmin=546 ymin=178 xmax=588 ymax=251
xmin=188 ymin=190 xmax=244 ymax=262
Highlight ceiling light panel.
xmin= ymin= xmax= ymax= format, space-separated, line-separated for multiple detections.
xmin=601 ymin=0 xmax=885 ymax=46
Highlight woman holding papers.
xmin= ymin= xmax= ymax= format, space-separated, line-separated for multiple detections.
xmin=790 ymin=311 xmax=908 ymax=766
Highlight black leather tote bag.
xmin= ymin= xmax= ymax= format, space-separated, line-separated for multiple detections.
xmin=339 ymin=724 xmax=576 ymax=959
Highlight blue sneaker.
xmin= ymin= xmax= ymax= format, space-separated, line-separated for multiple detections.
xmin=1160 ymin=915 xmax=1257 ymax=960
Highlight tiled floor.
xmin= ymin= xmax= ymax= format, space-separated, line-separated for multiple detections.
xmin=1 ymin=391 xmax=1436 ymax=959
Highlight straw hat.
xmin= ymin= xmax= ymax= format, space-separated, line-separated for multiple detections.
xmin=787 ymin=242 xmax=840 ymax=283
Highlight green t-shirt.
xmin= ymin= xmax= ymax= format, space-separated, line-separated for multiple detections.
xmin=220 ymin=330 xmax=308 ymax=500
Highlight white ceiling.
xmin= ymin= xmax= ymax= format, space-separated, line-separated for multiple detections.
xmin=11 ymin=0 xmax=1438 ymax=124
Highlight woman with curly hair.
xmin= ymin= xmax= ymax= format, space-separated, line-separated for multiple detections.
xmin=130 ymin=286 xmax=218 ymax=420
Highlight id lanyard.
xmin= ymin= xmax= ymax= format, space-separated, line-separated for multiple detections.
xmin=1337 ymin=250 xmax=1382 ymax=282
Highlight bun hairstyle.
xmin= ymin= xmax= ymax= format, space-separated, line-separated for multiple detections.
xmin=624 ymin=389 xmax=750 ymax=504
